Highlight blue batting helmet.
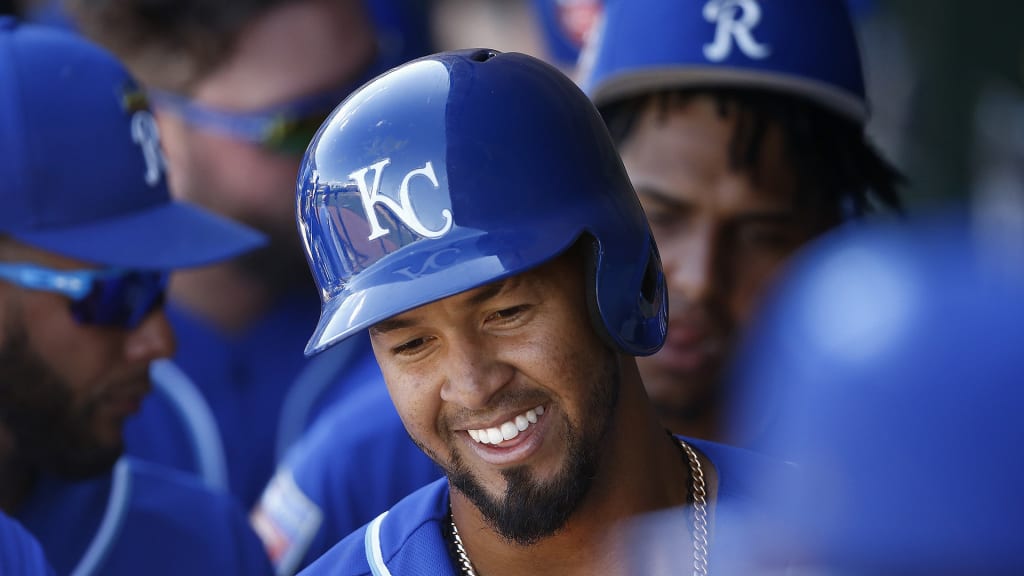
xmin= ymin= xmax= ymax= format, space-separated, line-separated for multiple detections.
xmin=724 ymin=210 xmax=1024 ymax=573
xmin=578 ymin=0 xmax=867 ymax=123
xmin=296 ymin=49 xmax=667 ymax=357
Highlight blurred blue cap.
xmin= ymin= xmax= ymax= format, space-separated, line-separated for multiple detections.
xmin=578 ymin=0 xmax=867 ymax=123
xmin=531 ymin=0 xmax=604 ymax=68
xmin=0 ymin=18 xmax=265 ymax=269
xmin=726 ymin=211 xmax=1024 ymax=573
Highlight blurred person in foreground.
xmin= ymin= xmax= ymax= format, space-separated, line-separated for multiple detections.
xmin=577 ymin=0 xmax=904 ymax=441
xmin=68 ymin=0 xmax=433 ymax=509
xmin=293 ymin=47 xmax=779 ymax=575
xmin=713 ymin=205 xmax=1024 ymax=574
xmin=0 ymin=19 xmax=272 ymax=574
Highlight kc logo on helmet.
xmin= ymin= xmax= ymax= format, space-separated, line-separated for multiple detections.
xmin=349 ymin=158 xmax=454 ymax=242
xmin=702 ymin=0 xmax=771 ymax=62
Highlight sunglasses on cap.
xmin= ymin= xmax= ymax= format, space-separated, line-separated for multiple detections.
xmin=0 ymin=263 xmax=168 ymax=329
xmin=146 ymin=83 xmax=355 ymax=155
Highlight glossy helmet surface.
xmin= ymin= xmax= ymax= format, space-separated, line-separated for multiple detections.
xmin=296 ymin=49 xmax=666 ymax=357
xmin=578 ymin=0 xmax=867 ymax=123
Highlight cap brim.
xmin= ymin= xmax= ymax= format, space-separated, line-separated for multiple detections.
xmin=15 ymin=200 xmax=267 ymax=269
xmin=592 ymin=67 xmax=869 ymax=125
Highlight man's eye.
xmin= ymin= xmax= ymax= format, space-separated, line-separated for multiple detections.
xmin=393 ymin=336 xmax=430 ymax=355
xmin=487 ymin=305 xmax=528 ymax=323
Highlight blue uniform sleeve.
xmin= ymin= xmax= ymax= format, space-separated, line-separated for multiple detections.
xmin=0 ymin=512 xmax=55 ymax=576
xmin=105 ymin=459 xmax=274 ymax=576
xmin=252 ymin=382 xmax=442 ymax=575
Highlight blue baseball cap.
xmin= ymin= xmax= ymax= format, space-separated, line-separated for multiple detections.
xmin=578 ymin=0 xmax=867 ymax=123
xmin=531 ymin=0 xmax=605 ymax=68
xmin=0 ymin=18 xmax=265 ymax=269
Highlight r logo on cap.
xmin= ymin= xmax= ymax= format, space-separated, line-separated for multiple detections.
xmin=130 ymin=110 xmax=165 ymax=187
xmin=702 ymin=0 xmax=771 ymax=62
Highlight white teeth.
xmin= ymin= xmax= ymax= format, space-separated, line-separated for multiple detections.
xmin=487 ymin=428 xmax=502 ymax=444
xmin=515 ymin=415 xmax=529 ymax=431
xmin=500 ymin=421 xmax=518 ymax=441
xmin=468 ymin=406 xmax=544 ymax=446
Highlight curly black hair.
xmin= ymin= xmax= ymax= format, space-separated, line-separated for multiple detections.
xmin=600 ymin=88 xmax=906 ymax=226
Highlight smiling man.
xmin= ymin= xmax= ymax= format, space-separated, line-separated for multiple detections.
xmin=293 ymin=48 xmax=775 ymax=576
xmin=577 ymin=0 xmax=905 ymax=441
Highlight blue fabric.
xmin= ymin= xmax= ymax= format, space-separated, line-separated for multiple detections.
xmin=123 ymin=378 xmax=203 ymax=480
xmin=253 ymin=380 xmax=443 ymax=575
xmin=0 ymin=19 xmax=264 ymax=269
xmin=165 ymin=295 xmax=382 ymax=508
xmin=16 ymin=457 xmax=272 ymax=576
xmin=299 ymin=437 xmax=770 ymax=575
xmin=531 ymin=0 xmax=604 ymax=67
xmin=0 ymin=512 xmax=54 ymax=576
xmin=579 ymin=0 xmax=867 ymax=123
xmin=124 ymin=360 xmax=228 ymax=491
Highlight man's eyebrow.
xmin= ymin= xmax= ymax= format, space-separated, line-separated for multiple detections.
xmin=369 ymin=280 xmax=512 ymax=336
xmin=369 ymin=317 xmax=415 ymax=336
xmin=635 ymin=185 xmax=694 ymax=210
xmin=466 ymin=279 xmax=509 ymax=307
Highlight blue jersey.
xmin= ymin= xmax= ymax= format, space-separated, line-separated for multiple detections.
xmin=165 ymin=295 xmax=376 ymax=508
xmin=17 ymin=457 xmax=273 ymax=576
xmin=298 ymin=438 xmax=774 ymax=575
xmin=0 ymin=512 xmax=53 ymax=576
xmin=252 ymin=380 xmax=443 ymax=575
xmin=124 ymin=359 xmax=228 ymax=491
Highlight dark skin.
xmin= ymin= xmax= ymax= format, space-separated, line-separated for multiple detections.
xmin=617 ymin=95 xmax=835 ymax=441
xmin=368 ymin=249 xmax=719 ymax=576
xmin=0 ymin=240 xmax=174 ymax=513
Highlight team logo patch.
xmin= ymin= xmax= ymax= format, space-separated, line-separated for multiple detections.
xmin=350 ymin=158 xmax=454 ymax=241
xmin=702 ymin=0 xmax=771 ymax=62
xmin=130 ymin=111 xmax=165 ymax=187
xmin=250 ymin=470 xmax=323 ymax=574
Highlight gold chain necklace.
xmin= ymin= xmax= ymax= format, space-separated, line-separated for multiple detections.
xmin=447 ymin=437 xmax=710 ymax=576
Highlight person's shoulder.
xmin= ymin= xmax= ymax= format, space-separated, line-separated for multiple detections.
xmin=678 ymin=436 xmax=793 ymax=503
xmin=123 ymin=457 xmax=262 ymax=539
xmin=51 ymin=458 xmax=274 ymax=575
xmin=300 ymin=478 xmax=453 ymax=576
xmin=127 ymin=456 xmax=229 ymax=497
xmin=288 ymin=381 xmax=435 ymax=484
xmin=254 ymin=381 xmax=443 ymax=574
xmin=0 ymin=511 xmax=54 ymax=576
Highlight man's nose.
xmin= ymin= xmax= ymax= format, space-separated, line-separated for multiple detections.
xmin=662 ymin=219 xmax=719 ymax=305
xmin=124 ymin=308 xmax=177 ymax=362
xmin=439 ymin=335 xmax=513 ymax=410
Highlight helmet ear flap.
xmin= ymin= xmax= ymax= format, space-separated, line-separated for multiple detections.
xmin=582 ymin=234 xmax=621 ymax=352
xmin=638 ymin=242 xmax=666 ymax=320
xmin=582 ymin=233 xmax=668 ymax=355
